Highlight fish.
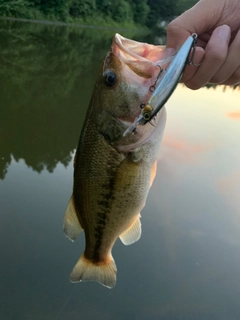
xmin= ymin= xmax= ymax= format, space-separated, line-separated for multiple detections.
xmin=63 ymin=33 xmax=175 ymax=288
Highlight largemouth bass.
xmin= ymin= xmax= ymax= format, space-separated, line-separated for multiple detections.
xmin=64 ymin=34 xmax=174 ymax=288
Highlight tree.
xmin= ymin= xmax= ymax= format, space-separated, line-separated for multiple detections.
xmin=147 ymin=0 xmax=179 ymax=27
xmin=176 ymin=0 xmax=198 ymax=14
xmin=28 ymin=0 xmax=72 ymax=20
xmin=129 ymin=0 xmax=150 ymax=25
xmin=69 ymin=0 xmax=96 ymax=18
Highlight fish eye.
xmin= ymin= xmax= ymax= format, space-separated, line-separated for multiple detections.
xmin=103 ymin=70 xmax=117 ymax=87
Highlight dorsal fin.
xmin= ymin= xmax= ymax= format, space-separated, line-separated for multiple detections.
xmin=119 ymin=214 xmax=141 ymax=245
xmin=63 ymin=195 xmax=83 ymax=241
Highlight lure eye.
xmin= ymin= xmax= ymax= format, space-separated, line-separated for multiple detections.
xmin=143 ymin=112 xmax=151 ymax=120
xmin=142 ymin=104 xmax=153 ymax=121
xmin=103 ymin=70 xmax=117 ymax=87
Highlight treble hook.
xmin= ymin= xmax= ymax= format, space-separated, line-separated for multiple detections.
xmin=187 ymin=33 xmax=201 ymax=67
xmin=149 ymin=65 xmax=163 ymax=92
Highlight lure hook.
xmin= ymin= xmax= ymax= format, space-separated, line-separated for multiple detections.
xmin=149 ymin=65 xmax=163 ymax=93
xmin=187 ymin=33 xmax=201 ymax=67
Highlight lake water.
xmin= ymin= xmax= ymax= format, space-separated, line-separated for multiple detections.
xmin=1 ymin=20 xmax=240 ymax=320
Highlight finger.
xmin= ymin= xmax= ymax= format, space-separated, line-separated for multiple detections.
xmin=210 ymin=28 xmax=240 ymax=83
xmin=198 ymin=32 xmax=211 ymax=45
xmin=181 ymin=47 xmax=205 ymax=83
xmin=222 ymin=66 xmax=240 ymax=86
xmin=185 ymin=25 xmax=231 ymax=90
xmin=166 ymin=0 xmax=225 ymax=50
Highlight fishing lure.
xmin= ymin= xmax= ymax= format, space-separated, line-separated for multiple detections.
xmin=123 ymin=33 xmax=198 ymax=136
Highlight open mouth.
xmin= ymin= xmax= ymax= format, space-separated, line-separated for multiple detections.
xmin=113 ymin=33 xmax=173 ymax=79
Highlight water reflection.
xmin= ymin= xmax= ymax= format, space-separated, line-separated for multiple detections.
xmin=226 ymin=111 xmax=240 ymax=119
xmin=1 ymin=20 xmax=240 ymax=320
xmin=0 ymin=20 xmax=138 ymax=180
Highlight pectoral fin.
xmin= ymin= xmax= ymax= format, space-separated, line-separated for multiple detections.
xmin=150 ymin=160 xmax=157 ymax=188
xmin=63 ymin=195 xmax=83 ymax=241
xmin=119 ymin=214 xmax=141 ymax=245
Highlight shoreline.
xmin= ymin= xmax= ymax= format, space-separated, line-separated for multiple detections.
xmin=0 ymin=16 xmax=147 ymax=32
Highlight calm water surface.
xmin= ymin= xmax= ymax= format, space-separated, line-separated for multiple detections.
xmin=0 ymin=20 xmax=240 ymax=320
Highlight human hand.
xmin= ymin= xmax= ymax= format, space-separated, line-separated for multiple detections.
xmin=166 ymin=0 xmax=240 ymax=89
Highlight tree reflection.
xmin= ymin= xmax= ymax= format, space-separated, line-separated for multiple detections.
xmin=0 ymin=20 xmax=126 ymax=179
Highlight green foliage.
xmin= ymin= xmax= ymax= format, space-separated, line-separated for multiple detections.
xmin=0 ymin=0 xmax=203 ymax=28
xmin=69 ymin=0 xmax=96 ymax=18
xmin=95 ymin=0 xmax=133 ymax=22
xmin=0 ymin=0 xmax=198 ymax=28
xmin=176 ymin=0 xmax=198 ymax=15
xmin=146 ymin=0 xmax=178 ymax=27
xmin=0 ymin=0 xmax=39 ymax=19
xmin=129 ymin=0 xmax=149 ymax=25
xmin=30 ymin=0 xmax=72 ymax=20
xmin=111 ymin=0 xmax=132 ymax=22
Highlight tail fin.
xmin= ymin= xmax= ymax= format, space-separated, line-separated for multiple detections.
xmin=70 ymin=254 xmax=117 ymax=288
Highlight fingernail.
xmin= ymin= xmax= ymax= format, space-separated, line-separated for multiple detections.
xmin=217 ymin=25 xmax=231 ymax=42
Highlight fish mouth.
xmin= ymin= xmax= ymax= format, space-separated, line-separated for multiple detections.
xmin=113 ymin=33 xmax=173 ymax=79
xmin=108 ymin=34 xmax=173 ymax=151
xmin=111 ymin=34 xmax=166 ymax=124
xmin=112 ymin=34 xmax=174 ymax=124
xmin=117 ymin=107 xmax=167 ymax=153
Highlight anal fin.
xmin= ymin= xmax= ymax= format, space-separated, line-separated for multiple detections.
xmin=119 ymin=214 xmax=141 ymax=245
xmin=63 ymin=195 xmax=83 ymax=241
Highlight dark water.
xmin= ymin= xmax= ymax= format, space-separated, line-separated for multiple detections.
xmin=1 ymin=20 xmax=240 ymax=320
